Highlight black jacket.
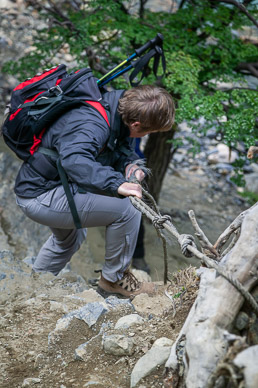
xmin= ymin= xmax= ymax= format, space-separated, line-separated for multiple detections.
xmin=15 ymin=90 xmax=138 ymax=198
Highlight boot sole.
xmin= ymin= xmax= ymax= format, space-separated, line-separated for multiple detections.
xmin=97 ymin=286 xmax=131 ymax=299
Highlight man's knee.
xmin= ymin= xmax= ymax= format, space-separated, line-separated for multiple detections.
xmin=121 ymin=198 xmax=141 ymax=223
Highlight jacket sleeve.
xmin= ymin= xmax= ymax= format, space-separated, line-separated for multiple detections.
xmin=113 ymin=138 xmax=140 ymax=173
xmin=55 ymin=106 xmax=126 ymax=196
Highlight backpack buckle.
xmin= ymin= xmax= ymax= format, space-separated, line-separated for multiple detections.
xmin=49 ymin=85 xmax=63 ymax=96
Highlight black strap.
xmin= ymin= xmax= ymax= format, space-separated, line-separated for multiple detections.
xmin=129 ymin=46 xmax=166 ymax=86
xmin=56 ymin=158 xmax=82 ymax=229
xmin=38 ymin=147 xmax=82 ymax=229
xmin=153 ymin=46 xmax=166 ymax=80
xmin=22 ymin=95 xmax=62 ymax=109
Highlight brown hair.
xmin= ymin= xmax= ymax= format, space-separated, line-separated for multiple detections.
xmin=118 ymin=85 xmax=175 ymax=133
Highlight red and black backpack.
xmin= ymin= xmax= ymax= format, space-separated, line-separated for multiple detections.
xmin=1 ymin=64 xmax=110 ymax=229
xmin=1 ymin=64 xmax=110 ymax=161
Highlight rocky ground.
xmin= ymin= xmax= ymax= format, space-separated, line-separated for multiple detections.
xmin=0 ymin=1 xmax=257 ymax=387
xmin=0 ymin=248 xmax=200 ymax=388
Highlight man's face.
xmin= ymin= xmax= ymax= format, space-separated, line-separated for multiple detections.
xmin=128 ymin=122 xmax=168 ymax=138
xmin=128 ymin=122 xmax=158 ymax=138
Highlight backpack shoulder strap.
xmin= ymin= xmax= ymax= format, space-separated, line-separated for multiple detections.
xmin=84 ymin=100 xmax=110 ymax=127
xmin=37 ymin=147 xmax=82 ymax=229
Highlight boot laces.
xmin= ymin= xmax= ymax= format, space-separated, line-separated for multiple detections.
xmin=118 ymin=270 xmax=140 ymax=292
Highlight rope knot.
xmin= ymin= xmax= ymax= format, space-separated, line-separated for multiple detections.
xmin=152 ymin=215 xmax=172 ymax=229
xmin=178 ymin=234 xmax=197 ymax=257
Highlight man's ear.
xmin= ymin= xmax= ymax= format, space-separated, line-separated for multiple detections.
xmin=131 ymin=121 xmax=141 ymax=129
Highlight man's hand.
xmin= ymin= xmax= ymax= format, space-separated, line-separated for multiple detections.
xmin=118 ymin=182 xmax=142 ymax=198
xmin=125 ymin=163 xmax=145 ymax=182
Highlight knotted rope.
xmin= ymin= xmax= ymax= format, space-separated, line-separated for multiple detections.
xmin=152 ymin=214 xmax=172 ymax=229
xmin=129 ymin=192 xmax=197 ymax=285
xmin=128 ymin=185 xmax=258 ymax=315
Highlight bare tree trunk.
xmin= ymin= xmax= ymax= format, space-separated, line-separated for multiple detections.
xmin=144 ymin=128 xmax=175 ymax=202
xmin=165 ymin=205 xmax=258 ymax=388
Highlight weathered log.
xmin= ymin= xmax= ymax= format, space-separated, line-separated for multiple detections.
xmin=165 ymin=205 xmax=258 ymax=388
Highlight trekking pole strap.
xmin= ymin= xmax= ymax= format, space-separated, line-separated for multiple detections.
xmin=38 ymin=147 xmax=82 ymax=229
xmin=129 ymin=46 xmax=166 ymax=86
xmin=97 ymin=33 xmax=165 ymax=87
xmin=153 ymin=46 xmax=166 ymax=80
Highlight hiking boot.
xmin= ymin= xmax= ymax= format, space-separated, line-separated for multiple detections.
xmin=132 ymin=257 xmax=150 ymax=274
xmin=97 ymin=270 xmax=156 ymax=299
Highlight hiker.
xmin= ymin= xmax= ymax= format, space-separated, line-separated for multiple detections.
xmin=14 ymin=84 xmax=175 ymax=298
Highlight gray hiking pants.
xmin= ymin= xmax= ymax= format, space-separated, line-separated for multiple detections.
xmin=16 ymin=184 xmax=141 ymax=282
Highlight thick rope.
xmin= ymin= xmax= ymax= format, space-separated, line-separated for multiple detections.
xmin=141 ymin=187 xmax=171 ymax=284
xmin=129 ymin=195 xmax=258 ymax=315
xmin=127 ymin=167 xmax=171 ymax=284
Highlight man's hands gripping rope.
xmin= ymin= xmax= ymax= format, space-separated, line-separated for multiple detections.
xmin=125 ymin=162 xmax=146 ymax=182
xmin=117 ymin=159 xmax=146 ymax=198
xmin=119 ymin=159 xmax=197 ymax=259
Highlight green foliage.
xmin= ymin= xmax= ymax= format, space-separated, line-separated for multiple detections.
xmin=239 ymin=190 xmax=258 ymax=205
xmin=169 ymin=137 xmax=184 ymax=149
xmin=173 ymin=286 xmax=186 ymax=299
xmin=231 ymin=156 xmax=248 ymax=187
xmin=2 ymin=0 xmax=257 ymax=183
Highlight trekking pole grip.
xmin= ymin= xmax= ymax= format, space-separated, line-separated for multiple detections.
xmin=135 ymin=33 xmax=164 ymax=57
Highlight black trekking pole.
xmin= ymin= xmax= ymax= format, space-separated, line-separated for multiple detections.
xmin=97 ymin=33 xmax=165 ymax=87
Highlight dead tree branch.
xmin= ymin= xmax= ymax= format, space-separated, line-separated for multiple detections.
xmin=220 ymin=229 xmax=240 ymax=258
xmin=214 ymin=202 xmax=258 ymax=254
xmin=188 ymin=210 xmax=219 ymax=259
xmin=236 ymin=62 xmax=258 ymax=77
xmin=216 ymin=0 xmax=258 ymax=28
